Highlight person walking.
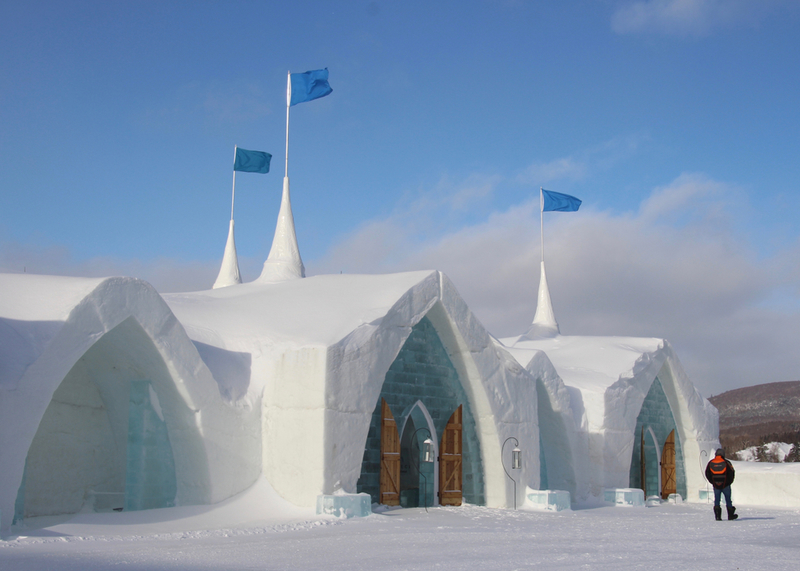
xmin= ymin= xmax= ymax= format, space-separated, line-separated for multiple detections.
xmin=705 ymin=448 xmax=738 ymax=521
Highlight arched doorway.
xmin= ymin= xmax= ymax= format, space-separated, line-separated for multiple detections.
xmin=398 ymin=402 xmax=438 ymax=508
xmin=358 ymin=316 xmax=484 ymax=506
xmin=629 ymin=378 xmax=687 ymax=499
xmin=16 ymin=317 xmax=180 ymax=519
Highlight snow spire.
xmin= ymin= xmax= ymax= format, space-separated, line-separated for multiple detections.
xmin=212 ymin=219 xmax=242 ymax=289
xmin=256 ymin=176 xmax=305 ymax=282
xmin=519 ymin=260 xmax=560 ymax=341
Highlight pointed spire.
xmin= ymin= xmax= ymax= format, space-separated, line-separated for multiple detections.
xmin=257 ymin=176 xmax=305 ymax=283
xmin=519 ymin=261 xmax=560 ymax=341
xmin=212 ymin=219 xmax=242 ymax=289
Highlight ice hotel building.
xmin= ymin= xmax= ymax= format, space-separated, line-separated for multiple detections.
xmin=0 ymin=189 xmax=719 ymax=532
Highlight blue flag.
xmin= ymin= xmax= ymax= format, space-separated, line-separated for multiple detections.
xmin=234 ymin=147 xmax=271 ymax=174
xmin=290 ymin=68 xmax=332 ymax=106
xmin=542 ymin=189 xmax=581 ymax=212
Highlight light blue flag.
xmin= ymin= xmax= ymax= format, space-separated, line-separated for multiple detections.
xmin=234 ymin=147 xmax=271 ymax=174
xmin=542 ymin=189 xmax=582 ymax=212
xmin=290 ymin=68 xmax=333 ymax=106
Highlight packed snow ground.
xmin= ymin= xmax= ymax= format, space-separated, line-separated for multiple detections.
xmin=2 ymin=478 xmax=799 ymax=570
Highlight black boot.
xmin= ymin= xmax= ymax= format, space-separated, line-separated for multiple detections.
xmin=714 ymin=506 xmax=722 ymax=521
xmin=727 ymin=506 xmax=738 ymax=520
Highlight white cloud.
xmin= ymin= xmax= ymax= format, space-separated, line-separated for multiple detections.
xmin=4 ymin=170 xmax=798 ymax=397
xmin=311 ymin=172 xmax=800 ymax=396
xmin=516 ymin=135 xmax=646 ymax=186
xmin=0 ymin=241 xmax=229 ymax=293
xmin=611 ymin=0 xmax=794 ymax=37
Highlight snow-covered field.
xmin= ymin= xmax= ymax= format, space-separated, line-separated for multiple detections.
xmin=2 ymin=478 xmax=799 ymax=570
xmin=737 ymin=442 xmax=796 ymax=462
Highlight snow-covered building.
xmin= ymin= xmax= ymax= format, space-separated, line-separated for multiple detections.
xmin=499 ymin=262 xmax=719 ymax=504
xmin=0 ymin=188 xmax=721 ymax=532
xmin=502 ymin=335 xmax=718 ymax=503
xmin=0 ymin=270 xmax=541 ymax=531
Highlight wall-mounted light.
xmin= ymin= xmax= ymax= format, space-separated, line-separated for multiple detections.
xmin=422 ymin=437 xmax=434 ymax=463
xmin=512 ymin=446 xmax=522 ymax=470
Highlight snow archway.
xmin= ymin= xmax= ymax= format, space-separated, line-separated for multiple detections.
xmin=2 ymin=275 xmax=264 ymax=531
xmin=18 ymin=317 xmax=198 ymax=517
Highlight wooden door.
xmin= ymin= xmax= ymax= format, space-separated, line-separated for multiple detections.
xmin=380 ymin=399 xmax=401 ymax=506
xmin=640 ymin=426 xmax=646 ymax=494
xmin=661 ymin=429 xmax=676 ymax=499
xmin=439 ymin=405 xmax=463 ymax=506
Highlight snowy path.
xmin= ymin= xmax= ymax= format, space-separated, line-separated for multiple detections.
xmin=2 ymin=503 xmax=800 ymax=570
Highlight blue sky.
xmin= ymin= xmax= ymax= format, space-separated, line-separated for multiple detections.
xmin=2 ymin=0 xmax=799 ymax=395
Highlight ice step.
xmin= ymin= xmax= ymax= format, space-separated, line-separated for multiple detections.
xmin=316 ymin=493 xmax=372 ymax=518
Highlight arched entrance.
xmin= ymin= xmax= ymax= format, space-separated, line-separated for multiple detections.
xmin=358 ymin=316 xmax=484 ymax=506
xmin=629 ymin=378 xmax=687 ymax=499
xmin=15 ymin=317 xmax=180 ymax=520
xmin=398 ymin=402 xmax=438 ymax=508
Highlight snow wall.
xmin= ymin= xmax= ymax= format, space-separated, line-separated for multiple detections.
xmin=725 ymin=461 xmax=800 ymax=507
xmin=0 ymin=275 xmax=260 ymax=532
xmin=2 ymin=268 xmax=725 ymax=530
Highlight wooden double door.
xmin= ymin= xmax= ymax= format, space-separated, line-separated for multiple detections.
xmin=638 ymin=427 xmax=677 ymax=500
xmin=379 ymin=400 xmax=463 ymax=507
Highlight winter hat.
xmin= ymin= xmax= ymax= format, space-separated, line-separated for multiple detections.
xmin=716 ymin=448 xmax=725 ymax=458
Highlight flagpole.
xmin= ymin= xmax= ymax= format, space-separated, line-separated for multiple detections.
xmin=285 ymin=71 xmax=291 ymax=178
xmin=540 ymin=187 xmax=545 ymax=264
xmin=231 ymin=145 xmax=238 ymax=221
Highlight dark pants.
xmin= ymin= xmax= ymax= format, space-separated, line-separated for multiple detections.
xmin=713 ymin=486 xmax=732 ymax=508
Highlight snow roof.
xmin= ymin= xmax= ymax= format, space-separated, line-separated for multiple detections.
xmin=0 ymin=273 xmax=105 ymax=322
xmin=0 ymin=274 xmax=135 ymax=390
xmin=163 ymin=270 xmax=436 ymax=350
xmin=501 ymin=334 xmax=665 ymax=394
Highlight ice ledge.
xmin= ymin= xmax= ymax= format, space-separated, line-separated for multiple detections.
xmin=526 ymin=488 xmax=571 ymax=511
xmin=316 ymin=493 xmax=372 ymax=518
xmin=604 ymin=488 xmax=645 ymax=507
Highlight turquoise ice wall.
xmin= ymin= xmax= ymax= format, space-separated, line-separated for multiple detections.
xmin=629 ymin=377 xmax=687 ymax=499
xmin=539 ymin=434 xmax=548 ymax=490
xmin=357 ymin=317 xmax=485 ymax=505
xmin=124 ymin=380 xmax=177 ymax=511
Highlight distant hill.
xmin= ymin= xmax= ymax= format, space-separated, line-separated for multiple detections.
xmin=708 ymin=381 xmax=800 ymax=459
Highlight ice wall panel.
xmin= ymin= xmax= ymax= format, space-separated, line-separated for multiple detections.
xmin=22 ymin=362 xmax=123 ymax=518
xmin=125 ymin=380 xmax=177 ymax=511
